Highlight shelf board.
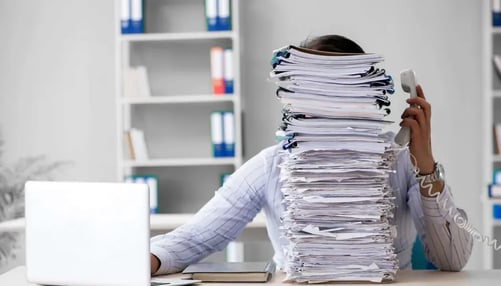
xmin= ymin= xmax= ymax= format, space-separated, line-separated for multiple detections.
xmin=0 ymin=213 xmax=267 ymax=232
xmin=492 ymin=219 xmax=501 ymax=227
xmin=121 ymin=31 xmax=235 ymax=42
xmin=0 ymin=218 xmax=24 ymax=232
xmin=151 ymin=213 xmax=266 ymax=230
xmin=494 ymin=27 xmax=501 ymax=34
xmin=123 ymin=157 xmax=237 ymax=167
xmin=121 ymin=95 xmax=236 ymax=105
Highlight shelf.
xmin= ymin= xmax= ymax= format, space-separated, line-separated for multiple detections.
xmin=123 ymin=157 xmax=237 ymax=167
xmin=0 ymin=213 xmax=267 ymax=232
xmin=494 ymin=155 xmax=501 ymax=162
xmin=494 ymin=27 xmax=501 ymax=34
xmin=150 ymin=213 xmax=266 ymax=230
xmin=0 ymin=218 xmax=24 ymax=232
xmin=492 ymin=219 xmax=501 ymax=227
xmin=494 ymin=90 xmax=501 ymax=98
xmin=121 ymin=95 xmax=236 ymax=105
xmin=120 ymin=31 xmax=235 ymax=42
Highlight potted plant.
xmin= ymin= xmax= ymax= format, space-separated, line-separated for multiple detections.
xmin=0 ymin=137 xmax=66 ymax=273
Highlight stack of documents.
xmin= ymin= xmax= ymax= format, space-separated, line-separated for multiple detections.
xmin=270 ymin=46 xmax=399 ymax=283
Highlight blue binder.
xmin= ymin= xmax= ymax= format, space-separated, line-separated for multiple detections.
xmin=205 ymin=0 xmax=218 ymax=31
xmin=211 ymin=111 xmax=225 ymax=157
xmin=130 ymin=0 xmax=143 ymax=34
xmin=223 ymin=49 xmax=234 ymax=94
xmin=217 ymin=0 xmax=231 ymax=31
xmin=222 ymin=111 xmax=235 ymax=157
xmin=120 ymin=0 xmax=131 ymax=34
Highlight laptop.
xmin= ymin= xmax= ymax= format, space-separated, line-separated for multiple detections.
xmin=25 ymin=181 xmax=153 ymax=286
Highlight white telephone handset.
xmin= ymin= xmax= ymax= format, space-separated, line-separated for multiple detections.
xmin=394 ymin=69 xmax=418 ymax=146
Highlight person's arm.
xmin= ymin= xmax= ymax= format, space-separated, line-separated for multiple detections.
xmin=149 ymin=149 xmax=270 ymax=275
xmin=401 ymin=85 xmax=473 ymax=271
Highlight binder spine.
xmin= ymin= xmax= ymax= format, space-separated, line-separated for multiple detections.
xmin=205 ymin=0 xmax=218 ymax=31
xmin=223 ymin=111 xmax=235 ymax=157
xmin=146 ymin=176 xmax=158 ymax=213
xmin=125 ymin=175 xmax=158 ymax=214
xmin=120 ymin=0 xmax=131 ymax=34
xmin=223 ymin=49 xmax=234 ymax=94
xmin=494 ymin=0 xmax=501 ymax=27
xmin=210 ymin=47 xmax=225 ymax=95
xmin=130 ymin=0 xmax=143 ymax=34
xmin=217 ymin=0 xmax=231 ymax=31
xmin=211 ymin=112 xmax=225 ymax=157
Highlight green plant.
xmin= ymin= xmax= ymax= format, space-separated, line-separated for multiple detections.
xmin=0 ymin=137 xmax=67 ymax=271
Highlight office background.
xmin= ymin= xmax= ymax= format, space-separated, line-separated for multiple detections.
xmin=0 ymin=0 xmax=487 ymax=271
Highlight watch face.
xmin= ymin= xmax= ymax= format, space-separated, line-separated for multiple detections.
xmin=436 ymin=163 xmax=445 ymax=181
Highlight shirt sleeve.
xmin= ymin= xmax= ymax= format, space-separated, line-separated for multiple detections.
xmin=150 ymin=149 xmax=270 ymax=275
xmin=405 ymin=157 xmax=473 ymax=271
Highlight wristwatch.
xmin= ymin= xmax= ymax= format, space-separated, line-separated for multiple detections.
xmin=418 ymin=162 xmax=445 ymax=184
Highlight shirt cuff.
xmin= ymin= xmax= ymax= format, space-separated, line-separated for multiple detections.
xmin=420 ymin=185 xmax=454 ymax=224
xmin=150 ymin=244 xmax=173 ymax=275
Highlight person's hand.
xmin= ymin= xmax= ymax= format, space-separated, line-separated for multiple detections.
xmin=150 ymin=253 xmax=160 ymax=275
xmin=399 ymin=85 xmax=435 ymax=174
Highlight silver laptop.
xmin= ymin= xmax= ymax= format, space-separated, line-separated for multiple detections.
xmin=25 ymin=181 xmax=151 ymax=286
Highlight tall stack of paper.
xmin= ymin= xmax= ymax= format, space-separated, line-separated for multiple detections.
xmin=270 ymin=46 xmax=399 ymax=283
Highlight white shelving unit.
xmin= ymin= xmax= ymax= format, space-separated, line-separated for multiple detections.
xmin=482 ymin=0 xmax=501 ymax=270
xmin=114 ymin=0 xmax=246 ymax=246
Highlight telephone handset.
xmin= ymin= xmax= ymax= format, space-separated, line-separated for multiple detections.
xmin=394 ymin=69 xmax=418 ymax=146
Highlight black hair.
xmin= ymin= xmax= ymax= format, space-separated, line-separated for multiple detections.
xmin=300 ymin=35 xmax=365 ymax=54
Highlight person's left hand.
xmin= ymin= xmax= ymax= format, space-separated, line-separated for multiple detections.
xmin=399 ymin=85 xmax=435 ymax=174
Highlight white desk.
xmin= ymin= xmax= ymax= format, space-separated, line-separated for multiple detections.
xmin=1 ymin=266 xmax=501 ymax=286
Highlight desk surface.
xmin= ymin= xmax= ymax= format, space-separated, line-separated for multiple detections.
xmin=1 ymin=266 xmax=501 ymax=286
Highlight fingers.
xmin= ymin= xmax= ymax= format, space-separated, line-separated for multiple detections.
xmin=407 ymin=85 xmax=431 ymax=120
xmin=416 ymin=84 xmax=425 ymax=99
xmin=401 ymin=106 xmax=427 ymax=130
xmin=400 ymin=117 xmax=421 ymax=138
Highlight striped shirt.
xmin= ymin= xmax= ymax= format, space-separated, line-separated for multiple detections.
xmin=151 ymin=143 xmax=473 ymax=274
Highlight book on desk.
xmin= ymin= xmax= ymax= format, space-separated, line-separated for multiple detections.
xmin=182 ymin=261 xmax=276 ymax=282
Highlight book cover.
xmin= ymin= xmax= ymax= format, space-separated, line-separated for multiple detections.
xmin=210 ymin=47 xmax=225 ymax=95
xmin=123 ymin=66 xmax=151 ymax=98
xmin=124 ymin=130 xmax=136 ymax=159
xmin=205 ymin=0 xmax=218 ymax=31
xmin=494 ymin=124 xmax=501 ymax=155
xmin=223 ymin=48 xmax=234 ymax=94
xmin=124 ymin=175 xmax=158 ymax=213
xmin=129 ymin=128 xmax=149 ymax=160
xmin=494 ymin=0 xmax=501 ymax=26
xmin=136 ymin=66 xmax=151 ymax=97
xmin=217 ymin=0 xmax=231 ymax=31
xmin=120 ymin=0 xmax=131 ymax=34
xmin=182 ymin=261 xmax=275 ymax=282
xmin=130 ymin=0 xmax=143 ymax=33
xmin=210 ymin=112 xmax=224 ymax=157
xmin=489 ymin=184 xmax=501 ymax=198
xmin=223 ymin=111 xmax=235 ymax=157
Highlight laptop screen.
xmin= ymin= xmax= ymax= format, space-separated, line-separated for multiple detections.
xmin=25 ymin=181 xmax=151 ymax=286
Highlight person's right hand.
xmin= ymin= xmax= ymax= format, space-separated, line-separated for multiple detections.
xmin=150 ymin=253 xmax=160 ymax=275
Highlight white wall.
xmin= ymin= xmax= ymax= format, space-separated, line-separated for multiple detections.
xmin=0 ymin=0 xmax=485 ymax=269
xmin=0 ymin=0 xmax=116 ymax=181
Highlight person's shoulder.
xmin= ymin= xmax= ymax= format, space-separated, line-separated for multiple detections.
xmin=252 ymin=143 xmax=280 ymax=160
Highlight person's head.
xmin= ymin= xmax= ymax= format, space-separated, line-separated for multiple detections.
xmin=300 ymin=35 xmax=364 ymax=54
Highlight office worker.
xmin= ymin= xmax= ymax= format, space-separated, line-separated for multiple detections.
xmin=150 ymin=35 xmax=473 ymax=275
